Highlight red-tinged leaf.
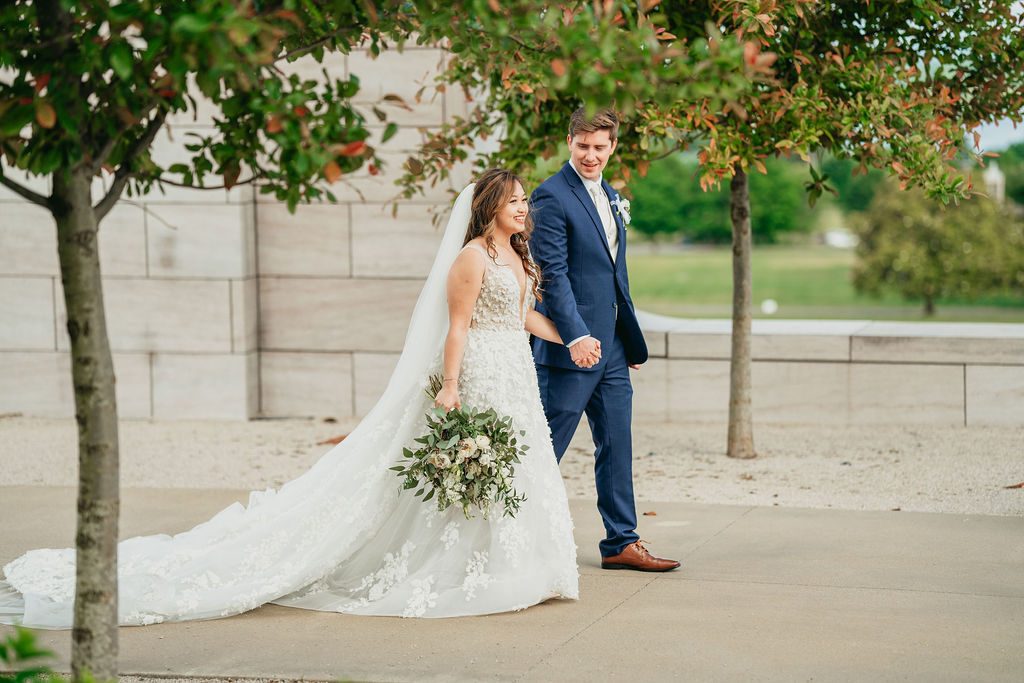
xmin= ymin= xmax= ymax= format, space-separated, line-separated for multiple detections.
xmin=273 ymin=9 xmax=303 ymax=27
xmin=637 ymin=159 xmax=650 ymax=177
xmin=487 ymin=0 xmax=500 ymax=11
xmin=324 ymin=161 xmax=342 ymax=184
xmin=501 ymin=65 xmax=515 ymax=82
xmin=892 ymin=161 xmax=909 ymax=176
xmin=158 ymin=89 xmax=177 ymax=98
xmin=293 ymin=105 xmax=309 ymax=117
xmin=406 ymin=156 xmax=424 ymax=174
xmin=753 ymin=159 xmax=767 ymax=174
xmin=317 ymin=433 xmax=349 ymax=445
xmin=33 ymin=74 xmax=51 ymax=93
xmin=382 ymin=94 xmax=413 ymax=111
xmin=744 ymin=41 xmax=758 ymax=65
xmin=102 ymin=164 xmax=114 ymax=174
xmin=642 ymin=510 xmax=657 ymax=516
xmin=332 ymin=140 xmax=367 ymax=157
xmin=551 ymin=58 xmax=566 ymax=77
xmin=18 ymin=97 xmax=32 ymax=105
xmin=518 ymin=83 xmax=533 ymax=94
xmin=35 ymin=101 xmax=56 ymax=129
xmin=368 ymin=163 xmax=380 ymax=176
xmin=152 ymin=73 xmax=173 ymax=89
xmin=223 ymin=162 xmax=241 ymax=190
xmin=1005 ymin=482 xmax=1024 ymax=489
xmin=266 ymin=115 xmax=283 ymax=133
xmin=831 ymin=53 xmax=845 ymax=69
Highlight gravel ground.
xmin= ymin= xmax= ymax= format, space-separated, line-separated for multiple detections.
xmin=1 ymin=415 xmax=1021 ymax=516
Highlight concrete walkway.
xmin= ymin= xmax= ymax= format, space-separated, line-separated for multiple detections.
xmin=2 ymin=486 xmax=1022 ymax=682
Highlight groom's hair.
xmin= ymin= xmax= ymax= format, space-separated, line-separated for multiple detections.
xmin=568 ymin=106 xmax=619 ymax=142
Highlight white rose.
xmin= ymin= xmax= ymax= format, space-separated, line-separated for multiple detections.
xmin=474 ymin=435 xmax=491 ymax=451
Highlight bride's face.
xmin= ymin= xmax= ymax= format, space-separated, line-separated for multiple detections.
xmin=494 ymin=182 xmax=528 ymax=237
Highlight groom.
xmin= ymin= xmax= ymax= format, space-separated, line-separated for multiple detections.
xmin=530 ymin=107 xmax=679 ymax=572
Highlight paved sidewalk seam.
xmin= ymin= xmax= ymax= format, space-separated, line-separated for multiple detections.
xmin=646 ymin=576 xmax=1024 ymax=599
xmin=514 ymin=575 xmax=661 ymax=682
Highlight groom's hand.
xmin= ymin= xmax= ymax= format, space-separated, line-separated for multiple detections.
xmin=570 ymin=336 xmax=601 ymax=368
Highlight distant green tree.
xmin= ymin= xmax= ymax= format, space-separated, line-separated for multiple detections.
xmin=852 ymin=181 xmax=1024 ymax=315
xmin=996 ymin=141 xmax=1024 ymax=207
xmin=630 ymin=155 xmax=812 ymax=244
xmin=820 ymin=157 xmax=885 ymax=214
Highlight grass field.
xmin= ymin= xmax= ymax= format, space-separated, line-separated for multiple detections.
xmin=626 ymin=245 xmax=1024 ymax=322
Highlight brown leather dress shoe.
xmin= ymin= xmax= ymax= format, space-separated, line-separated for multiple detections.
xmin=601 ymin=540 xmax=680 ymax=572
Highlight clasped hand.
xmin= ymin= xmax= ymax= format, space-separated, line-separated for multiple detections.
xmin=569 ymin=336 xmax=601 ymax=369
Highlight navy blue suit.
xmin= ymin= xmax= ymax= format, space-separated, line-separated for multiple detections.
xmin=530 ymin=162 xmax=647 ymax=557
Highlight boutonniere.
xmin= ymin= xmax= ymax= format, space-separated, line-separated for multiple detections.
xmin=610 ymin=196 xmax=631 ymax=225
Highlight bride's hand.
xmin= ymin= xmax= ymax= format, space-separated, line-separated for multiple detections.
xmin=434 ymin=383 xmax=461 ymax=412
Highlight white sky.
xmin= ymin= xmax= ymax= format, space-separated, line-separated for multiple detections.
xmin=977 ymin=119 xmax=1024 ymax=152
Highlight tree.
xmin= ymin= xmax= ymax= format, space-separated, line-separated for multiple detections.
xmin=996 ymin=141 xmax=1024 ymax=207
xmin=630 ymin=154 xmax=813 ymax=244
xmin=852 ymin=182 xmax=1024 ymax=315
xmin=404 ymin=0 xmax=1024 ymax=460
xmin=1 ymin=1 xmax=757 ymax=677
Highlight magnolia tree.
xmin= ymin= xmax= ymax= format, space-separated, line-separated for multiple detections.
xmin=0 ymin=0 xmax=756 ymax=678
xmin=403 ymin=0 xmax=1024 ymax=459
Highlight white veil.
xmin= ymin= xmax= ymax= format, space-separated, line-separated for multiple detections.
xmin=0 ymin=184 xmax=479 ymax=629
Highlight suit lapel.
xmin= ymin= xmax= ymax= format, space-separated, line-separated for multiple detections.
xmin=562 ymin=164 xmax=615 ymax=263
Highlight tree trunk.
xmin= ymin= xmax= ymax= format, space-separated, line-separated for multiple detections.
xmin=727 ymin=167 xmax=756 ymax=459
xmin=924 ymin=295 xmax=935 ymax=316
xmin=52 ymin=168 xmax=121 ymax=681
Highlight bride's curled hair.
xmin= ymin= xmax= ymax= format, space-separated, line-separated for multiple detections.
xmin=465 ymin=168 xmax=543 ymax=301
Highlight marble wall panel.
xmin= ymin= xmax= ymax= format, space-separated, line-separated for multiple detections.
xmin=260 ymin=278 xmax=420 ymax=352
xmin=667 ymin=359 xmax=730 ymax=422
xmin=0 ymin=166 xmax=50 ymax=202
xmin=849 ymin=363 xmax=964 ymax=425
xmin=632 ymin=358 xmax=670 ymax=421
xmin=350 ymin=203 xmax=444 ymax=278
xmin=0 ymin=203 xmax=59 ymax=275
xmin=348 ymin=48 xmax=447 ymax=127
xmin=0 ymin=277 xmax=56 ymax=350
xmin=231 ymin=278 xmax=259 ymax=354
xmin=353 ymin=352 xmax=400 ymax=415
xmin=0 ymin=351 xmax=149 ymax=418
xmin=0 ymin=352 xmax=73 ymax=417
xmin=852 ymin=332 xmax=1024 ymax=365
xmin=147 ymin=204 xmax=254 ymax=278
xmin=642 ymin=330 xmax=667 ymax=358
xmin=56 ymin=279 xmax=233 ymax=353
xmin=965 ymin=365 xmax=1024 ymax=425
xmin=112 ymin=352 xmax=153 ymax=419
xmin=152 ymin=352 xmax=256 ymax=419
xmin=256 ymin=203 xmax=350 ymax=277
xmin=99 ymin=203 xmax=148 ymax=276
xmin=751 ymin=362 xmax=850 ymax=424
xmin=260 ymin=351 xmax=353 ymax=418
xmin=667 ymin=332 xmax=730 ymax=359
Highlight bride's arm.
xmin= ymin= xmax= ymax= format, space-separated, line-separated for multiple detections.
xmin=524 ymin=309 xmax=563 ymax=344
xmin=435 ymin=249 xmax=486 ymax=411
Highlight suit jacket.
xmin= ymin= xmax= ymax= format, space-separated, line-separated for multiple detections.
xmin=530 ymin=162 xmax=648 ymax=371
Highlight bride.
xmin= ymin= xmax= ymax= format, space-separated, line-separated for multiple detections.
xmin=0 ymin=169 xmax=595 ymax=628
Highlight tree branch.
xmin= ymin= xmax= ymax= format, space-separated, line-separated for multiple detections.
xmin=0 ymin=173 xmax=52 ymax=209
xmin=156 ymin=175 xmax=260 ymax=190
xmin=93 ymin=110 xmax=167 ymax=222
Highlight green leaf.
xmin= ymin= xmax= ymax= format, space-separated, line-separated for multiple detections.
xmin=172 ymin=14 xmax=213 ymax=35
xmin=109 ymin=43 xmax=133 ymax=80
xmin=382 ymin=122 xmax=399 ymax=143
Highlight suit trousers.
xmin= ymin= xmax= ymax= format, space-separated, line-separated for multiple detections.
xmin=536 ymin=335 xmax=640 ymax=557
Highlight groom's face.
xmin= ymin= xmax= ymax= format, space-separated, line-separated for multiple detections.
xmin=567 ymin=129 xmax=617 ymax=181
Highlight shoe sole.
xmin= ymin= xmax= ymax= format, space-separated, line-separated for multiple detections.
xmin=601 ymin=562 xmax=680 ymax=572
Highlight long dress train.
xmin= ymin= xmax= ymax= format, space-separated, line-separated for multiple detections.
xmin=0 ymin=187 xmax=578 ymax=629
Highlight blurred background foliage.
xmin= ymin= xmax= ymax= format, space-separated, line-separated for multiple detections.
xmin=623 ymin=141 xmax=1024 ymax=320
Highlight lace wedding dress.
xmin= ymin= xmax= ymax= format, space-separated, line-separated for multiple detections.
xmin=0 ymin=186 xmax=578 ymax=629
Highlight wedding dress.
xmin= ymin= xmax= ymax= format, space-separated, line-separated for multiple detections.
xmin=0 ymin=185 xmax=578 ymax=629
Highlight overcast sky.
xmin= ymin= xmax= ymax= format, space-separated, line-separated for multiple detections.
xmin=977 ymin=119 xmax=1024 ymax=152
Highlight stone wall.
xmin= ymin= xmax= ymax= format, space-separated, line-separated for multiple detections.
xmin=2 ymin=46 xmax=1023 ymax=426
xmin=634 ymin=314 xmax=1024 ymax=426
xmin=0 ymin=45 xmax=469 ymax=419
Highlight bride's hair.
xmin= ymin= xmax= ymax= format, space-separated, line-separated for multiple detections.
xmin=465 ymin=168 xmax=543 ymax=301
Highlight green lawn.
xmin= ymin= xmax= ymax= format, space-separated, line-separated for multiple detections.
xmin=626 ymin=245 xmax=1024 ymax=322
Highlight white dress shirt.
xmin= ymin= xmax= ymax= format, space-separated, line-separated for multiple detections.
xmin=564 ymin=161 xmax=619 ymax=349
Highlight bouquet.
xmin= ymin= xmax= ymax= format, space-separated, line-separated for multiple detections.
xmin=391 ymin=374 xmax=528 ymax=519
